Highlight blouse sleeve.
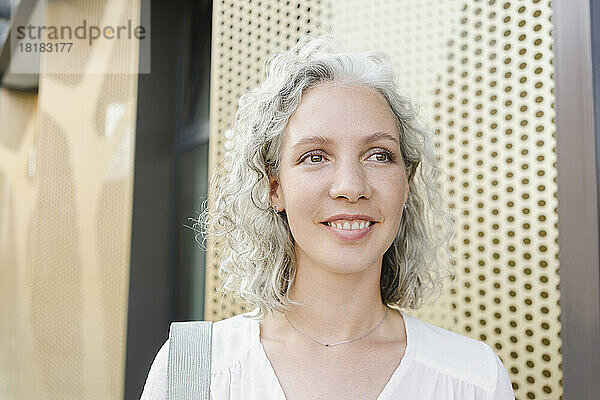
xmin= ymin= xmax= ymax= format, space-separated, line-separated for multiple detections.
xmin=492 ymin=352 xmax=515 ymax=400
xmin=139 ymin=339 xmax=169 ymax=400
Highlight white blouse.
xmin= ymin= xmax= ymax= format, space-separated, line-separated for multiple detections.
xmin=140 ymin=309 xmax=515 ymax=400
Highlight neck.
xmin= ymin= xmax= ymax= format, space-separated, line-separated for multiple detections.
xmin=270 ymin=245 xmax=389 ymax=344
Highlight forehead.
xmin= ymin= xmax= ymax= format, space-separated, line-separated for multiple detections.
xmin=284 ymin=84 xmax=400 ymax=146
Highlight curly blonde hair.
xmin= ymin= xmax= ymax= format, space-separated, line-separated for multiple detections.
xmin=196 ymin=34 xmax=456 ymax=320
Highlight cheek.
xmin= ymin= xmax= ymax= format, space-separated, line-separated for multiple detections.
xmin=280 ymin=173 xmax=325 ymax=235
xmin=284 ymin=180 xmax=311 ymax=207
xmin=374 ymin=172 xmax=406 ymax=219
xmin=374 ymin=169 xmax=406 ymax=196
xmin=282 ymin=171 xmax=325 ymax=204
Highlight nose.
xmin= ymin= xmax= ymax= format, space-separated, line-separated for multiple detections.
xmin=328 ymin=159 xmax=373 ymax=202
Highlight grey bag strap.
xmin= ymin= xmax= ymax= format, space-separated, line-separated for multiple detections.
xmin=167 ymin=321 xmax=213 ymax=400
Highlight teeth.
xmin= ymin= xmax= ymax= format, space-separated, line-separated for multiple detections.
xmin=326 ymin=220 xmax=372 ymax=230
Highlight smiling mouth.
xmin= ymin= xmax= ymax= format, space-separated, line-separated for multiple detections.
xmin=320 ymin=221 xmax=378 ymax=229
xmin=319 ymin=220 xmax=377 ymax=241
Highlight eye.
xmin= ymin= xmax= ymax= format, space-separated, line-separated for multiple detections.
xmin=366 ymin=149 xmax=396 ymax=163
xmin=299 ymin=150 xmax=328 ymax=164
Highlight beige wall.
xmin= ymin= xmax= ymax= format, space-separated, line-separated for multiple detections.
xmin=0 ymin=1 xmax=140 ymax=399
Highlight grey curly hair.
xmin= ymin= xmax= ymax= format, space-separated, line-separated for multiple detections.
xmin=196 ymin=34 xmax=456 ymax=320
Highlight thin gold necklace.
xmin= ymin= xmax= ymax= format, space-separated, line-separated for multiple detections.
xmin=284 ymin=307 xmax=388 ymax=347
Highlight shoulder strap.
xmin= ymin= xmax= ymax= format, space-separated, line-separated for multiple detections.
xmin=167 ymin=321 xmax=213 ymax=400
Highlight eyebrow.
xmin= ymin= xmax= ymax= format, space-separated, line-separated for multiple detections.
xmin=292 ymin=131 xmax=399 ymax=150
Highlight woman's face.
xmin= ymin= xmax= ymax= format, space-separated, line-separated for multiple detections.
xmin=270 ymin=84 xmax=409 ymax=274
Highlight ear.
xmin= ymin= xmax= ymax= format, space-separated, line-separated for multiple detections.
xmin=269 ymin=174 xmax=285 ymax=211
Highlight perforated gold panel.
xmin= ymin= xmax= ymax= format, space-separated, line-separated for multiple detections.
xmin=428 ymin=3 xmax=561 ymax=399
xmin=0 ymin=1 xmax=140 ymax=399
xmin=207 ymin=1 xmax=561 ymax=399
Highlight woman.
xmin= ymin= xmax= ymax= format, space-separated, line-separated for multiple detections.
xmin=141 ymin=34 xmax=515 ymax=399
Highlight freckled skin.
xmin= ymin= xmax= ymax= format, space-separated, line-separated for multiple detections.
xmin=272 ymin=84 xmax=409 ymax=276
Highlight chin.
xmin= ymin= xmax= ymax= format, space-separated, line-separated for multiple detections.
xmin=320 ymin=254 xmax=379 ymax=273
